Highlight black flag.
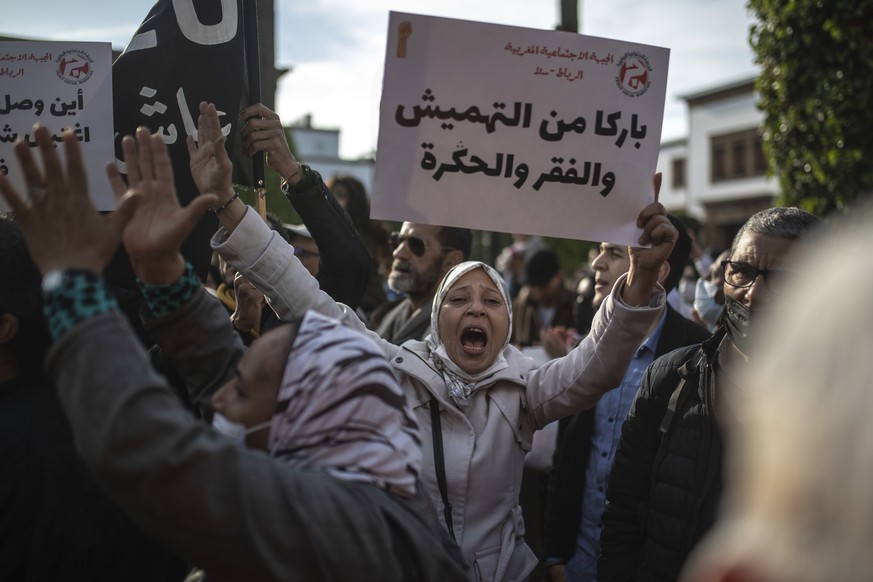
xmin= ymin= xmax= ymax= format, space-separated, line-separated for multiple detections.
xmin=104 ymin=0 xmax=248 ymax=344
xmin=106 ymin=0 xmax=246 ymax=300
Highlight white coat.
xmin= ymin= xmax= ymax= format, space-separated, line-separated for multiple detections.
xmin=214 ymin=209 xmax=664 ymax=582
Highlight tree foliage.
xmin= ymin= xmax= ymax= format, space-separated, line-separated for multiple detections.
xmin=747 ymin=0 xmax=873 ymax=216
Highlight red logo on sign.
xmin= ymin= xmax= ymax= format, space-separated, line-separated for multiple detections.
xmin=56 ymin=49 xmax=94 ymax=84
xmin=615 ymin=52 xmax=652 ymax=97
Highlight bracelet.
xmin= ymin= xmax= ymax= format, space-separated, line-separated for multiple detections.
xmin=280 ymin=164 xmax=318 ymax=196
xmin=209 ymin=192 xmax=240 ymax=213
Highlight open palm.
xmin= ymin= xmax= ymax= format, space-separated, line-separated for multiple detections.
xmin=188 ymin=101 xmax=234 ymax=198
xmin=0 ymin=126 xmax=138 ymax=274
xmin=107 ymin=129 xmax=217 ymax=269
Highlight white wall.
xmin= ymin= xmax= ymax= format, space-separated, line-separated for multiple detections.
xmin=687 ymin=90 xmax=777 ymax=216
xmin=290 ymin=126 xmax=376 ymax=196
xmin=656 ymin=139 xmax=689 ymax=214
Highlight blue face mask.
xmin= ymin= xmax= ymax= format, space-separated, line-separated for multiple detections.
xmin=694 ymin=278 xmax=724 ymax=331
xmin=212 ymin=412 xmax=271 ymax=447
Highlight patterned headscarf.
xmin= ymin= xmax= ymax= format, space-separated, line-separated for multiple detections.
xmin=427 ymin=261 xmax=513 ymax=407
xmin=269 ymin=311 xmax=422 ymax=497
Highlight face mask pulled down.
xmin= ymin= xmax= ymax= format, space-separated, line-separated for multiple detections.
xmin=212 ymin=412 xmax=271 ymax=447
xmin=722 ymin=296 xmax=757 ymax=354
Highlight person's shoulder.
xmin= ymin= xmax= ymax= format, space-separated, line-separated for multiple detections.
xmin=642 ymin=343 xmax=706 ymax=401
xmin=504 ymin=343 xmax=536 ymax=370
xmin=400 ymin=339 xmax=430 ymax=357
xmin=652 ymin=342 xmax=704 ymax=371
xmin=368 ymin=297 xmax=406 ymax=328
xmin=513 ymin=285 xmax=533 ymax=307
xmin=663 ymin=305 xmax=711 ymax=345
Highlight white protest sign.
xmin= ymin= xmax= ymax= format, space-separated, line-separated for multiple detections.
xmin=0 ymin=41 xmax=115 ymax=212
xmin=373 ymin=13 xmax=669 ymax=245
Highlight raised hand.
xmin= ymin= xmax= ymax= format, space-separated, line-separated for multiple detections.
xmin=230 ymin=272 xmax=265 ymax=333
xmin=540 ymin=325 xmax=572 ymax=359
xmin=239 ymin=102 xmax=302 ymax=184
xmin=623 ymin=173 xmax=678 ymax=306
xmin=187 ymin=101 xmax=234 ymax=202
xmin=107 ymin=127 xmax=218 ymax=283
xmin=0 ymin=126 xmax=138 ymax=274
xmin=629 ymin=173 xmax=676 ymax=273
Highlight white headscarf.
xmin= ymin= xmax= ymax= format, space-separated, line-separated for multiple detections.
xmin=426 ymin=261 xmax=513 ymax=407
xmin=269 ymin=311 xmax=422 ymax=497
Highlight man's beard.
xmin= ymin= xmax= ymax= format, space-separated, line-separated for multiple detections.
xmin=388 ymin=258 xmax=443 ymax=297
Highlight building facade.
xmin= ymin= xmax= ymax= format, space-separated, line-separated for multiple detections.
xmin=657 ymin=77 xmax=778 ymax=252
xmin=288 ymin=116 xmax=376 ymax=195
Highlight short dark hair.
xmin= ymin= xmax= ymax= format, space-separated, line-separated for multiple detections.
xmin=525 ymin=249 xmax=560 ymax=288
xmin=437 ymin=226 xmax=473 ymax=260
xmin=663 ymin=214 xmax=692 ymax=294
xmin=731 ymin=207 xmax=823 ymax=254
xmin=0 ymin=216 xmax=51 ymax=370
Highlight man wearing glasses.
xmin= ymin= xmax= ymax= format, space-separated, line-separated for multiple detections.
xmin=597 ymin=207 xmax=822 ymax=582
xmin=369 ymin=222 xmax=472 ymax=344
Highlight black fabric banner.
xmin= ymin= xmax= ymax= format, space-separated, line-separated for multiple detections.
xmin=104 ymin=0 xmax=248 ymax=344
xmin=106 ymin=0 xmax=246 ymax=293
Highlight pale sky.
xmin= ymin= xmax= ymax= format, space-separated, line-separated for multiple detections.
xmin=2 ymin=0 xmax=758 ymax=159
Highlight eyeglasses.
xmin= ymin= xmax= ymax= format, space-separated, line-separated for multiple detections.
xmin=389 ymin=232 xmax=454 ymax=257
xmin=721 ymin=259 xmax=793 ymax=295
xmin=293 ymin=247 xmax=320 ymax=260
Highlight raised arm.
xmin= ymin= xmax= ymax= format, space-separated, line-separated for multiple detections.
xmin=187 ymin=101 xmax=246 ymax=232
xmin=622 ymin=174 xmax=677 ymax=307
xmin=525 ymin=182 xmax=674 ymax=426
xmin=0 ymin=127 xmax=140 ymax=274
xmin=0 ymin=128 xmax=438 ymax=581
xmin=239 ymin=102 xmax=371 ymax=309
xmin=191 ymin=101 xmax=372 ymax=309
xmin=190 ymin=102 xmax=395 ymax=356
xmin=108 ymin=128 xmax=246 ymax=408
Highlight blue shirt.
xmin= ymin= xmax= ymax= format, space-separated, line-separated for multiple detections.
xmin=564 ymin=310 xmax=667 ymax=582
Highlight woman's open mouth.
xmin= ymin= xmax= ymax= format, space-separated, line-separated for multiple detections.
xmin=460 ymin=326 xmax=488 ymax=355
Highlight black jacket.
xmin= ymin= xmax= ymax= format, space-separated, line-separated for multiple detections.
xmin=598 ymin=329 xmax=727 ymax=581
xmin=0 ymin=371 xmax=186 ymax=581
xmin=282 ymin=170 xmax=371 ymax=311
xmin=542 ymin=307 xmax=710 ymax=565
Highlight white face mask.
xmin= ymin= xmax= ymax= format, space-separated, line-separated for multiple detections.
xmin=678 ymin=276 xmax=697 ymax=304
xmin=212 ymin=412 xmax=271 ymax=447
xmin=693 ymin=278 xmax=724 ymax=331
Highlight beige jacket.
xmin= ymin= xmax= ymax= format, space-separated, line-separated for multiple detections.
xmin=215 ymin=209 xmax=664 ymax=582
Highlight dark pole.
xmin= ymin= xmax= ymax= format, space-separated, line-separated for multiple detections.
xmin=244 ymin=0 xmax=267 ymax=219
xmin=559 ymin=0 xmax=580 ymax=32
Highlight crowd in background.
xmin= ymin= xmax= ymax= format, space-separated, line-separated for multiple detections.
xmin=1 ymin=100 xmax=869 ymax=582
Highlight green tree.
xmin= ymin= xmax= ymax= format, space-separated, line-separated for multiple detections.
xmin=747 ymin=0 xmax=873 ymax=216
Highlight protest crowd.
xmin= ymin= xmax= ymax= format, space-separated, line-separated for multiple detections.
xmin=2 ymin=6 xmax=871 ymax=582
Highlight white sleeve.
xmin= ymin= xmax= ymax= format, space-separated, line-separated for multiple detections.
xmin=212 ymin=207 xmax=395 ymax=358
xmin=525 ymin=273 xmax=665 ymax=427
